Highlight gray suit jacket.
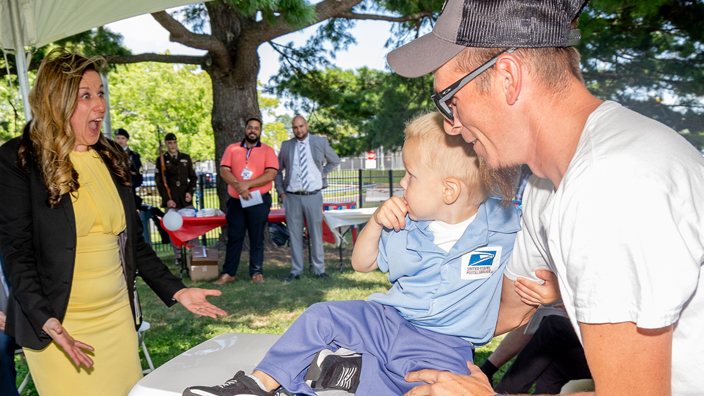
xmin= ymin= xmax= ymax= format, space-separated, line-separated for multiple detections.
xmin=275 ymin=134 xmax=341 ymax=196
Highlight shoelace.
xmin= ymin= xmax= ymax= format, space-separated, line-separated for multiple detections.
xmin=215 ymin=377 xmax=240 ymax=389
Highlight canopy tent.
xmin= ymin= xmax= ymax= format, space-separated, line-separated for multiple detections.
xmin=0 ymin=0 xmax=209 ymax=123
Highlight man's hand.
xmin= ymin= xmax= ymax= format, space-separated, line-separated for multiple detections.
xmin=185 ymin=192 xmax=192 ymax=202
xmin=372 ymin=196 xmax=408 ymax=231
xmin=0 ymin=311 xmax=6 ymax=332
xmin=42 ymin=317 xmax=95 ymax=369
xmin=279 ymin=193 xmax=286 ymax=202
xmin=403 ymin=363 xmax=495 ymax=396
xmin=515 ymin=269 xmax=561 ymax=306
xmin=167 ymin=199 xmax=177 ymax=208
xmin=173 ymin=288 xmax=227 ymax=319
xmin=235 ymin=181 xmax=252 ymax=200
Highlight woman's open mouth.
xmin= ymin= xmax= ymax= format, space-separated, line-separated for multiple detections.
xmin=88 ymin=117 xmax=103 ymax=133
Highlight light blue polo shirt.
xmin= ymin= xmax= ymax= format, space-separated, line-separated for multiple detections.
xmin=368 ymin=198 xmax=521 ymax=346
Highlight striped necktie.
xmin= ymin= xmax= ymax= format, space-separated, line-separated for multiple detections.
xmin=299 ymin=141 xmax=310 ymax=191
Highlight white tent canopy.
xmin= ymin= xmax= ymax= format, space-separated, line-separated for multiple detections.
xmin=0 ymin=0 xmax=208 ymax=121
xmin=0 ymin=0 xmax=205 ymax=50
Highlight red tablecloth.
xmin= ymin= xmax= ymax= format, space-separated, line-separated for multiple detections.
xmin=163 ymin=208 xmax=346 ymax=248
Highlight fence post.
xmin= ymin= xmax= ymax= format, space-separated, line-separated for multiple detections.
xmin=388 ymin=169 xmax=394 ymax=200
xmin=358 ymin=169 xmax=363 ymax=208
xmin=199 ymin=173 xmax=207 ymax=246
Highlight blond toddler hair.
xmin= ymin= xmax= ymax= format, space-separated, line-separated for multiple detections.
xmin=404 ymin=112 xmax=489 ymax=206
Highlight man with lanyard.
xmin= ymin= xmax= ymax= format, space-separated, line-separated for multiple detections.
xmin=385 ymin=0 xmax=704 ymax=395
xmin=275 ymin=115 xmax=340 ymax=282
xmin=155 ymin=133 xmax=198 ymax=262
xmin=214 ymin=117 xmax=279 ymax=285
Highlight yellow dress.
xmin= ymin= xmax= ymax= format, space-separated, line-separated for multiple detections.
xmin=24 ymin=150 xmax=143 ymax=395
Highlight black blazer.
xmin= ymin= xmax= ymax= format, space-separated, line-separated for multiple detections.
xmin=0 ymin=137 xmax=186 ymax=350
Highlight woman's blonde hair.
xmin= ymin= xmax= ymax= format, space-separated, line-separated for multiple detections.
xmin=404 ymin=112 xmax=489 ymax=206
xmin=17 ymin=48 xmax=130 ymax=208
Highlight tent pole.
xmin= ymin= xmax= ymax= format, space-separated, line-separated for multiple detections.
xmin=8 ymin=0 xmax=32 ymax=121
xmin=100 ymin=71 xmax=113 ymax=138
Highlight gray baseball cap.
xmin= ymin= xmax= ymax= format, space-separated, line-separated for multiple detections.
xmin=387 ymin=0 xmax=589 ymax=78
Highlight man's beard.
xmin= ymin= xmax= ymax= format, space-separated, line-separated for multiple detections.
xmin=245 ymin=135 xmax=260 ymax=144
xmin=477 ymin=155 xmax=522 ymax=202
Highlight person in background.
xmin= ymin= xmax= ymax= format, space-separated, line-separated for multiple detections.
xmin=155 ymin=132 xmax=198 ymax=262
xmin=275 ymin=115 xmax=340 ymax=282
xmin=214 ymin=117 xmax=279 ymax=285
xmin=0 ymin=254 xmax=19 ymax=396
xmin=114 ymin=127 xmax=154 ymax=244
xmin=0 ymin=49 xmax=226 ymax=396
xmin=114 ymin=127 xmax=143 ymax=206
xmin=155 ymin=132 xmax=197 ymax=210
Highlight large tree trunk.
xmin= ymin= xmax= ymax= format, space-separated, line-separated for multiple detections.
xmin=205 ymin=2 xmax=262 ymax=212
xmin=204 ymin=2 xmax=267 ymax=247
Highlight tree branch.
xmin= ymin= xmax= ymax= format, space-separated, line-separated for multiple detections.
xmin=334 ymin=11 xmax=432 ymax=22
xmin=246 ymin=0 xmax=364 ymax=43
xmin=106 ymin=53 xmax=205 ymax=65
xmin=151 ymin=11 xmax=231 ymax=69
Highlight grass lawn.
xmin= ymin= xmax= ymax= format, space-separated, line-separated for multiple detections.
xmin=15 ymin=238 xmax=513 ymax=394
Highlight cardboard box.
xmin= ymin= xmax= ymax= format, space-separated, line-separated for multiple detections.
xmin=190 ymin=246 xmax=219 ymax=260
xmin=187 ymin=247 xmax=220 ymax=281
xmin=188 ymin=263 xmax=219 ymax=281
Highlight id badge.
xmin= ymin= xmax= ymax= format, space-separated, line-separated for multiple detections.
xmin=460 ymin=246 xmax=502 ymax=280
xmin=241 ymin=167 xmax=253 ymax=180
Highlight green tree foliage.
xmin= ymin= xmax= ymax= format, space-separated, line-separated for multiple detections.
xmin=579 ymin=0 xmax=704 ymax=148
xmin=268 ymin=67 xmax=434 ymax=156
xmin=108 ymin=62 xmax=215 ymax=162
xmin=109 ymin=62 xmax=287 ymax=162
xmin=272 ymin=0 xmax=704 ymax=153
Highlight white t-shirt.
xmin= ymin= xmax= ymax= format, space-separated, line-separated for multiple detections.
xmin=427 ymin=214 xmax=476 ymax=253
xmin=506 ymin=101 xmax=704 ymax=395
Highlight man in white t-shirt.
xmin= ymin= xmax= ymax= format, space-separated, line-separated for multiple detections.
xmin=385 ymin=0 xmax=704 ymax=395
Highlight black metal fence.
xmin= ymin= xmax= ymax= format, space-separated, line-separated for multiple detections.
xmin=141 ymin=170 xmax=406 ymax=251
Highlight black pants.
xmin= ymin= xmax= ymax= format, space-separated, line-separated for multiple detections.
xmin=223 ymin=193 xmax=272 ymax=277
xmin=494 ymin=315 xmax=592 ymax=394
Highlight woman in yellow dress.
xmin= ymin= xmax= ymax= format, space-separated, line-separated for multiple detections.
xmin=0 ymin=49 xmax=227 ymax=395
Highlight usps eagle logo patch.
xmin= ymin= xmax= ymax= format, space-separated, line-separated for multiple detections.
xmin=461 ymin=247 xmax=502 ymax=280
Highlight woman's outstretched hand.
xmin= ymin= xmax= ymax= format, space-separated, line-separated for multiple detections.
xmin=173 ymin=288 xmax=227 ymax=319
xmin=42 ymin=317 xmax=95 ymax=369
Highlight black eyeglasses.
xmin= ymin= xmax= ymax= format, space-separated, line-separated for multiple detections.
xmin=432 ymin=48 xmax=516 ymax=123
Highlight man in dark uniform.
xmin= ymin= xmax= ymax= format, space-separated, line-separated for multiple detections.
xmin=114 ymin=128 xmax=143 ymax=206
xmin=155 ymin=133 xmax=198 ymax=262
xmin=155 ymin=133 xmax=197 ymax=210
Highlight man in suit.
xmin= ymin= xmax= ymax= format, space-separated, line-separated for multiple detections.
xmin=275 ymin=115 xmax=340 ymax=282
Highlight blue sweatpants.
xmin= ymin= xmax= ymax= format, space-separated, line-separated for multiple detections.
xmin=254 ymin=300 xmax=474 ymax=395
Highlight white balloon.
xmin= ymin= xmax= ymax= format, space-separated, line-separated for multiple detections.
xmin=163 ymin=210 xmax=183 ymax=231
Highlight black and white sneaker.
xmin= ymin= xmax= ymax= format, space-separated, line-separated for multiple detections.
xmin=183 ymin=371 xmax=275 ymax=396
xmin=305 ymin=349 xmax=362 ymax=393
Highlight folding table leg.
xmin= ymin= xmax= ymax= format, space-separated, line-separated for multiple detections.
xmin=179 ymin=245 xmax=187 ymax=279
